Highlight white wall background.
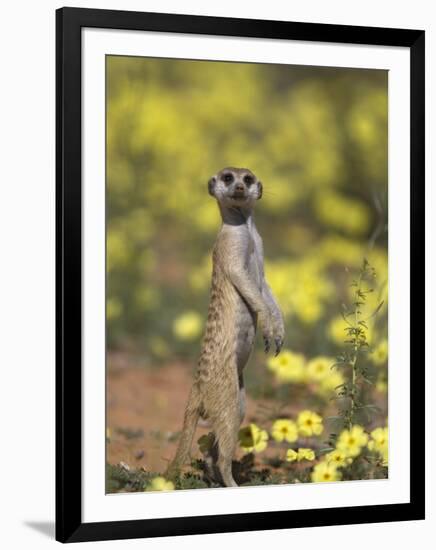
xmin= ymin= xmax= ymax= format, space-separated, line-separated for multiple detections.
xmin=0 ymin=0 xmax=433 ymax=548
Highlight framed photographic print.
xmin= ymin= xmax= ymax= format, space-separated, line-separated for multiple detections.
xmin=56 ymin=7 xmax=425 ymax=543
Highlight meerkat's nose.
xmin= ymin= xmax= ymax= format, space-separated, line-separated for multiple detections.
xmin=235 ymin=183 xmax=245 ymax=192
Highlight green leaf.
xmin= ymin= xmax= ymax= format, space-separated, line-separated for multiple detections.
xmin=366 ymin=300 xmax=385 ymax=321
xmin=318 ymin=447 xmax=335 ymax=454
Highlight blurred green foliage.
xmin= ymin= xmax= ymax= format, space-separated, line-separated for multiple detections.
xmin=106 ymin=56 xmax=388 ymax=364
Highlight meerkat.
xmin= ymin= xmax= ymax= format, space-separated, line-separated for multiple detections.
xmin=166 ymin=167 xmax=285 ymax=487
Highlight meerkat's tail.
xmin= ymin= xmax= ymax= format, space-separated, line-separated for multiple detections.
xmin=166 ymin=384 xmax=201 ymax=480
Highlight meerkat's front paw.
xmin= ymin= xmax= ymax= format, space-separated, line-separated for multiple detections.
xmin=272 ymin=317 xmax=285 ymax=356
xmin=259 ymin=311 xmax=285 ymax=355
xmin=263 ymin=331 xmax=274 ymax=354
xmin=274 ymin=336 xmax=283 ymax=356
xmin=258 ymin=310 xmax=274 ymax=354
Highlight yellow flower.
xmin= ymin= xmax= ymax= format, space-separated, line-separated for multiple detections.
xmin=311 ymin=461 xmax=341 ymax=483
xmin=189 ymin=255 xmax=212 ymax=292
xmin=265 ymin=259 xmax=333 ymax=324
xmin=314 ymin=190 xmax=371 ymax=236
xmin=337 ymin=425 xmax=368 ymax=457
xmin=286 ymin=449 xmax=298 ymax=462
xmin=267 ymin=350 xmax=306 ymax=383
xmin=368 ymin=426 xmax=388 ymax=449
xmin=318 ymin=235 xmax=364 ymax=269
xmin=307 ymin=356 xmax=334 ymax=381
xmin=136 ymin=286 xmax=159 ymax=312
xmin=238 ymin=423 xmax=269 ymax=453
xmin=328 ymin=315 xmax=373 ymax=346
xmin=368 ymin=426 xmax=388 ymax=466
xmin=297 ymin=410 xmax=324 ymax=437
xmin=371 ymin=339 xmax=388 ymax=365
xmin=376 ymin=382 xmax=387 ymax=393
xmin=319 ymin=370 xmax=345 ymax=394
xmin=325 ymin=449 xmax=352 ymax=468
xmin=296 ymin=298 xmax=323 ymax=324
xmin=149 ymin=336 xmax=169 ymax=359
xmin=271 ymin=419 xmax=298 ymax=443
xmin=297 ymin=448 xmax=315 ymax=461
xmin=147 ymin=476 xmax=175 ymax=491
xmin=328 ymin=315 xmax=349 ymax=345
xmin=173 ymin=311 xmax=202 ymax=341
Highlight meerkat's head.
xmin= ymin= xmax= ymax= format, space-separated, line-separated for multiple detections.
xmin=208 ymin=167 xmax=263 ymax=208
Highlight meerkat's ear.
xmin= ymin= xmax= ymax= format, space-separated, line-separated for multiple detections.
xmin=257 ymin=181 xmax=263 ymax=200
xmin=208 ymin=176 xmax=217 ymax=197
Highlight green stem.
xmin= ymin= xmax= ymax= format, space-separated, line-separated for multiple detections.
xmin=349 ymin=269 xmax=364 ymax=429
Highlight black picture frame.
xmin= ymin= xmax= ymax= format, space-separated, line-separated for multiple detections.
xmin=56 ymin=6 xmax=425 ymax=543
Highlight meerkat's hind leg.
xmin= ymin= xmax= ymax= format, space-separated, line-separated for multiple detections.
xmin=166 ymin=383 xmax=201 ymax=480
xmin=212 ymin=409 xmax=240 ymax=488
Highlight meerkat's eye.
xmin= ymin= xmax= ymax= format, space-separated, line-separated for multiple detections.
xmin=222 ymin=173 xmax=234 ymax=184
xmin=243 ymin=175 xmax=254 ymax=185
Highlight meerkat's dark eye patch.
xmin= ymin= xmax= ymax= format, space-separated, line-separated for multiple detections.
xmin=222 ymin=173 xmax=234 ymax=185
xmin=243 ymin=174 xmax=254 ymax=185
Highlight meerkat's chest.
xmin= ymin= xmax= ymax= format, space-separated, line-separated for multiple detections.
xmin=233 ymin=231 xmax=263 ymax=370
xmin=246 ymin=233 xmax=263 ymax=291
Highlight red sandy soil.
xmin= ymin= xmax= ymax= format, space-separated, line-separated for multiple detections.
xmin=107 ymin=352 xmax=388 ymax=481
xmin=107 ymin=353 xmax=284 ymax=474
